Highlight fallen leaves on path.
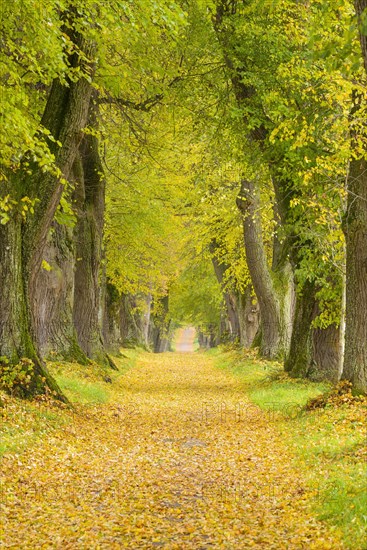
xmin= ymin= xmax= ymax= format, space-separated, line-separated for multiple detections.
xmin=1 ymin=352 xmax=344 ymax=548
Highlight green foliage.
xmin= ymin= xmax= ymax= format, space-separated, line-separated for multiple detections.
xmin=169 ymin=254 xmax=224 ymax=327
xmin=0 ymin=357 xmax=35 ymax=395
xmin=55 ymin=374 xmax=108 ymax=404
xmin=98 ymin=0 xmax=364 ymax=334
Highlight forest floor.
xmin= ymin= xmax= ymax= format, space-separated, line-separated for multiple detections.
xmin=1 ymin=348 xmax=366 ymax=549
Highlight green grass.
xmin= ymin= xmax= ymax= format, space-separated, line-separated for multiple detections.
xmin=54 ymin=374 xmax=109 ymax=403
xmin=213 ymin=347 xmax=367 ymax=549
xmin=290 ymin=406 xmax=367 ymax=547
xmin=48 ymin=348 xmax=138 ymax=404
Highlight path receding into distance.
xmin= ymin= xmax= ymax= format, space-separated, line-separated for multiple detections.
xmin=174 ymin=327 xmax=197 ymax=352
xmin=1 ymin=351 xmax=343 ymax=549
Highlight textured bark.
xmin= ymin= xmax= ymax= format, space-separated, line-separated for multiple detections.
xmin=285 ymin=281 xmax=342 ymax=382
xmin=311 ymin=323 xmax=342 ymax=383
xmin=236 ymin=179 xmax=289 ymax=358
xmin=0 ymin=216 xmax=30 ymax=360
xmin=342 ymin=155 xmax=367 ymax=392
xmin=340 ymin=1 xmax=367 ymax=393
xmin=285 ymin=280 xmax=316 ymax=378
xmin=0 ymin=216 xmax=61 ymax=396
xmin=33 ymin=221 xmax=88 ymax=363
xmin=26 ymin=41 xmax=95 ymax=310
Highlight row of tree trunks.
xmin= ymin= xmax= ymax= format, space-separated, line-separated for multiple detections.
xmin=286 ymin=1 xmax=367 ymax=389
xmin=102 ymin=283 xmax=122 ymax=353
xmin=198 ymin=325 xmax=219 ymax=349
xmin=31 ymin=93 xmax=116 ymax=370
xmin=213 ymin=4 xmax=292 ymax=360
xmin=213 ymin=2 xmax=343 ymax=382
xmin=271 ymin=169 xmax=344 ymax=384
xmin=102 ymin=287 xmax=156 ymax=350
xmin=209 ymin=239 xmax=260 ymax=348
xmin=102 ymin=285 xmax=179 ymax=354
xmin=121 ymin=293 xmax=152 ymax=348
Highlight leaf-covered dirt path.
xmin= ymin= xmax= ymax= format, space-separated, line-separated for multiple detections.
xmin=1 ymin=352 xmax=343 ymax=549
xmin=174 ymin=327 xmax=196 ymax=352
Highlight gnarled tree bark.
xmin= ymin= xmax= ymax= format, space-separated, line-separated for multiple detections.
xmin=33 ymin=221 xmax=88 ymax=364
xmin=236 ymin=179 xmax=291 ymax=358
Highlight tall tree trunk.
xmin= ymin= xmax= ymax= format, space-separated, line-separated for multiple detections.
xmin=72 ymin=99 xmax=113 ymax=367
xmin=285 ymin=280 xmax=317 ymax=377
xmin=236 ymin=179 xmax=290 ymax=358
xmin=0 ymin=215 xmax=61 ymax=396
xmin=271 ymin=168 xmax=342 ymax=382
xmin=0 ymin=216 xmax=26 ymax=361
xmin=285 ymin=279 xmax=342 ymax=383
xmin=342 ymin=155 xmax=367 ymax=392
xmin=214 ymin=4 xmax=293 ymax=359
xmin=0 ymin=24 xmax=94 ymax=396
xmin=341 ymin=0 xmax=367 ymax=393
xmin=119 ymin=294 xmax=132 ymax=346
xmin=311 ymin=323 xmax=342 ymax=384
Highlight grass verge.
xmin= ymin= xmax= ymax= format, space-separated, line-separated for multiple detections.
xmin=212 ymin=347 xmax=367 ymax=550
